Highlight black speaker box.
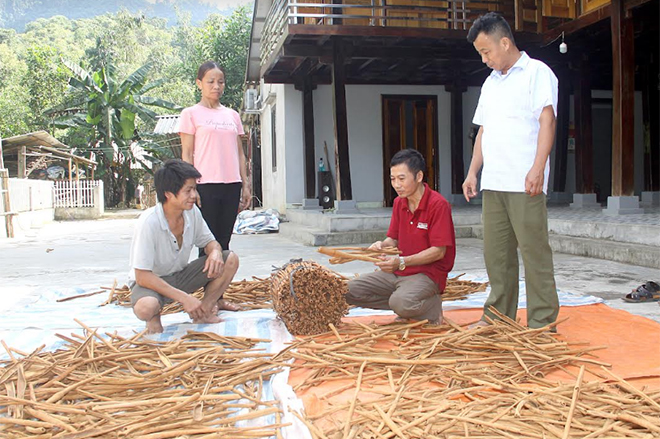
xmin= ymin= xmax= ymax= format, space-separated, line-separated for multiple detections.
xmin=318 ymin=171 xmax=335 ymax=209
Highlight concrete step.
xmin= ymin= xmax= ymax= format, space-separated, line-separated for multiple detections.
xmin=285 ymin=209 xmax=391 ymax=232
xmin=452 ymin=212 xmax=482 ymax=226
xmin=457 ymin=225 xmax=658 ymax=269
xmin=549 ymin=234 xmax=660 ymax=269
xmin=286 ymin=208 xmax=482 ymax=232
xmin=282 ymin=222 xmax=479 ymax=246
xmin=279 ymin=222 xmax=387 ymax=246
xmin=548 ymin=219 xmax=660 ymax=247
xmin=455 ymin=225 xmax=477 ymax=239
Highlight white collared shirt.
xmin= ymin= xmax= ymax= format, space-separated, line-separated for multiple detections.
xmin=128 ymin=203 xmax=215 ymax=282
xmin=473 ymin=51 xmax=558 ymax=193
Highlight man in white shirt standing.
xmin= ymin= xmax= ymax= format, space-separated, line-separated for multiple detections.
xmin=462 ymin=12 xmax=560 ymax=330
xmin=129 ymin=159 xmax=239 ymax=333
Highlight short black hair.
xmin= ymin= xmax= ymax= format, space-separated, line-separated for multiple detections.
xmin=391 ymin=149 xmax=425 ymax=177
xmin=154 ymin=159 xmax=201 ymax=203
xmin=467 ymin=12 xmax=515 ymax=46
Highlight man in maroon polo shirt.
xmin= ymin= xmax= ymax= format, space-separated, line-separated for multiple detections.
xmin=346 ymin=149 xmax=456 ymax=324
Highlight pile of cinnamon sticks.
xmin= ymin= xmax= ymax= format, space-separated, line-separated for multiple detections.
xmin=59 ymin=268 xmax=487 ymax=315
xmin=58 ymin=276 xmax=274 ymax=313
xmin=0 ymin=323 xmax=285 ymax=438
xmin=275 ymin=310 xmax=660 ymax=438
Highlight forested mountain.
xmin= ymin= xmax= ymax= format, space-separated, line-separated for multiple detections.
xmin=0 ymin=5 xmax=252 ymax=206
xmin=0 ymin=0 xmax=236 ymax=30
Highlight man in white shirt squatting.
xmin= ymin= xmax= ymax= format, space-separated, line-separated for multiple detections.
xmin=463 ymin=12 xmax=560 ymax=330
xmin=129 ymin=159 xmax=239 ymax=333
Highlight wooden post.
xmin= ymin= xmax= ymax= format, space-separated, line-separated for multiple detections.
xmin=18 ymin=146 xmax=27 ymax=178
xmin=514 ymin=0 xmax=523 ymax=31
xmin=0 ymin=134 xmax=4 ymax=169
xmin=610 ymin=0 xmax=635 ymax=196
xmin=535 ymin=0 xmax=543 ymax=33
xmin=641 ymin=53 xmax=659 ymax=192
xmin=445 ymin=83 xmax=466 ymax=195
xmin=68 ymin=158 xmax=73 ymax=184
xmin=301 ymin=77 xmax=317 ymax=199
xmin=332 ymin=39 xmax=353 ymax=201
xmin=76 ymin=160 xmax=82 ymax=207
xmin=332 ymin=0 xmax=343 ymax=25
xmin=573 ymin=56 xmax=594 ymax=194
xmin=0 ymin=169 xmax=13 ymax=238
xmin=553 ymin=68 xmax=569 ymax=193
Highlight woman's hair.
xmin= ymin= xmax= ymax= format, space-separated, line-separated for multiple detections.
xmin=196 ymin=61 xmax=225 ymax=81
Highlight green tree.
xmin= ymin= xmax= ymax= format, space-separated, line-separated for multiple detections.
xmin=196 ymin=6 xmax=252 ymax=110
xmin=24 ymin=45 xmax=70 ymax=130
xmin=0 ymin=42 xmax=32 ymax=137
xmin=47 ymin=60 xmax=181 ymax=206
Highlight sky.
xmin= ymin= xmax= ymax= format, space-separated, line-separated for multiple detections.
xmin=145 ymin=0 xmax=254 ymax=10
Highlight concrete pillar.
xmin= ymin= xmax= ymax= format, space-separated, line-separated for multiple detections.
xmin=302 ymin=198 xmax=322 ymax=210
xmin=94 ymin=181 xmax=105 ymax=217
xmin=548 ymin=192 xmax=572 ymax=204
xmin=334 ymin=199 xmax=358 ymax=213
xmin=640 ymin=191 xmax=660 ymax=207
xmin=603 ymin=196 xmax=643 ymax=215
xmin=570 ymin=193 xmax=601 ymax=209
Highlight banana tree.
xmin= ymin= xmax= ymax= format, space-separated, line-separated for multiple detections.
xmin=46 ymin=60 xmax=181 ymax=206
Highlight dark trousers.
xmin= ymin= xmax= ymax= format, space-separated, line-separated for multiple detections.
xmin=197 ymin=182 xmax=242 ymax=252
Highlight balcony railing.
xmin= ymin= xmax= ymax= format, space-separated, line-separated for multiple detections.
xmin=260 ymin=0 xmax=538 ymax=65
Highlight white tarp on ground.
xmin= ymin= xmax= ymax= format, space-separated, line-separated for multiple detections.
xmin=0 ymin=277 xmax=604 ymax=438
xmin=234 ymin=209 xmax=280 ymax=234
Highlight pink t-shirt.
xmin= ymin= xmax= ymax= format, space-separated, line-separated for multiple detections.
xmin=178 ymin=104 xmax=245 ymax=184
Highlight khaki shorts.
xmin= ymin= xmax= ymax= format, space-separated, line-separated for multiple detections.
xmin=130 ymin=251 xmax=231 ymax=308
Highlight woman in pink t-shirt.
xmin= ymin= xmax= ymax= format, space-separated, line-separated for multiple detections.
xmin=179 ymin=61 xmax=250 ymax=252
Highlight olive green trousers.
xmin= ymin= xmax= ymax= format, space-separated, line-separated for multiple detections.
xmin=481 ymin=190 xmax=559 ymax=328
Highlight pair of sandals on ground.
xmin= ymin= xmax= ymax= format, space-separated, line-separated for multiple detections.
xmin=624 ymin=281 xmax=660 ymax=303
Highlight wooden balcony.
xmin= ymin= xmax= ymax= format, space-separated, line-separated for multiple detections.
xmin=259 ymin=0 xmax=546 ymax=84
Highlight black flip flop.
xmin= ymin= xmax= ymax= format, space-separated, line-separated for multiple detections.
xmin=623 ymin=281 xmax=660 ymax=303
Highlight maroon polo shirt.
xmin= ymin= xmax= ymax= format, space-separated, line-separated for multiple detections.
xmin=388 ymin=183 xmax=456 ymax=291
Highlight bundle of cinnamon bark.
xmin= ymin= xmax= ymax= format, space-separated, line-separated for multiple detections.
xmin=270 ymin=260 xmax=349 ymax=336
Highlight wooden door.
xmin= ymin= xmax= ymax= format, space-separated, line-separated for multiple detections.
xmin=382 ymin=95 xmax=438 ymax=206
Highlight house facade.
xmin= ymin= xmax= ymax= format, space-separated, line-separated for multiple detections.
xmin=243 ymin=0 xmax=659 ymax=214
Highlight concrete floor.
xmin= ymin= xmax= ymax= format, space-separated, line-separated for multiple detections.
xmin=1 ymin=210 xmax=658 ymax=323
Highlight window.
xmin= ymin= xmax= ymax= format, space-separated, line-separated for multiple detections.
xmin=271 ymin=105 xmax=277 ymax=172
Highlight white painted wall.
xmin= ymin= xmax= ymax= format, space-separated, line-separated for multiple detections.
xmin=259 ymin=82 xmax=288 ymax=213
xmin=258 ymin=83 xmax=307 ymax=212
xmin=282 ymin=85 xmax=305 ymax=205
xmin=1 ymin=178 xmax=54 ymax=238
xmin=313 ymin=84 xmax=476 ymax=203
xmin=257 ymin=82 xmax=647 ymax=212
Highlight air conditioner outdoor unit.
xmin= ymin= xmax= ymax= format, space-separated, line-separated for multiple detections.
xmin=245 ymin=88 xmax=258 ymax=111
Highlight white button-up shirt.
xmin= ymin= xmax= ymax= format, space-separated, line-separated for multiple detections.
xmin=473 ymin=52 xmax=558 ymax=194
xmin=128 ymin=203 xmax=215 ymax=282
